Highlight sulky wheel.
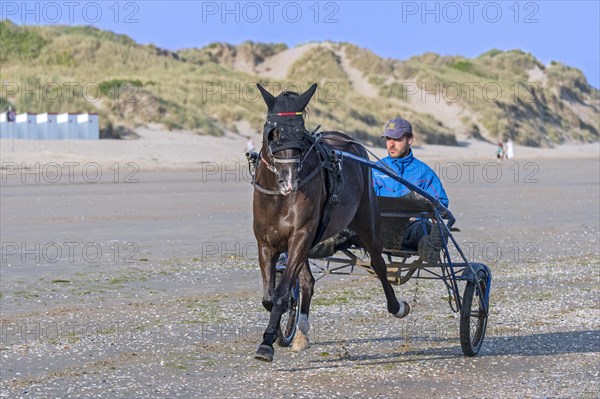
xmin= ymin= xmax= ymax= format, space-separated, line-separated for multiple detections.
xmin=460 ymin=269 xmax=489 ymax=356
xmin=275 ymin=272 xmax=301 ymax=347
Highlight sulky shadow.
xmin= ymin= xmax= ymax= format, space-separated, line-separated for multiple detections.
xmin=277 ymin=329 xmax=599 ymax=372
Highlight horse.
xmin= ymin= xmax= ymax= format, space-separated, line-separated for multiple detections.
xmin=251 ymin=83 xmax=410 ymax=362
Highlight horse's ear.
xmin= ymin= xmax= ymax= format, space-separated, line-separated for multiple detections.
xmin=257 ymin=83 xmax=276 ymax=110
xmin=295 ymin=83 xmax=318 ymax=110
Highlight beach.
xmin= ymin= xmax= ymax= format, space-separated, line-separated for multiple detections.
xmin=0 ymin=130 xmax=599 ymax=398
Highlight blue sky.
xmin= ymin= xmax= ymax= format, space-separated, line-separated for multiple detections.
xmin=4 ymin=1 xmax=600 ymax=87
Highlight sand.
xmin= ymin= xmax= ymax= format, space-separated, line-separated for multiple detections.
xmin=1 ymin=154 xmax=598 ymax=397
xmin=0 ymin=126 xmax=598 ymax=174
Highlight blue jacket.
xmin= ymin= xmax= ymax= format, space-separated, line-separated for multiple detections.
xmin=372 ymin=150 xmax=449 ymax=207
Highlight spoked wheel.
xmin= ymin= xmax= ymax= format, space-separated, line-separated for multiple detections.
xmin=460 ymin=270 xmax=489 ymax=356
xmin=275 ymin=271 xmax=301 ymax=347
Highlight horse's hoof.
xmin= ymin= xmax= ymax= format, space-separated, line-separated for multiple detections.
xmin=393 ymin=301 xmax=410 ymax=319
xmin=255 ymin=344 xmax=274 ymax=362
xmin=291 ymin=331 xmax=310 ymax=353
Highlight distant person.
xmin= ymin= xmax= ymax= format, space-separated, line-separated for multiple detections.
xmin=245 ymin=136 xmax=255 ymax=153
xmin=496 ymin=141 xmax=504 ymax=160
xmin=6 ymin=106 xmax=16 ymax=123
xmin=6 ymin=106 xmax=16 ymax=152
xmin=505 ymin=138 xmax=514 ymax=160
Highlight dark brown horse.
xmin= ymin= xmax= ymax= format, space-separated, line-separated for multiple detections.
xmin=252 ymin=83 xmax=409 ymax=362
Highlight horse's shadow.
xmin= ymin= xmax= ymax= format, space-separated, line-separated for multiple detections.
xmin=277 ymin=330 xmax=599 ymax=372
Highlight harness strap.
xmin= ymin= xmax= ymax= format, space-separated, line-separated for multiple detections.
xmin=272 ymin=157 xmax=300 ymax=164
xmin=310 ymin=139 xmax=342 ymax=247
xmin=298 ymin=162 xmax=325 ymax=189
xmin=251 ymin=182 xmax=283 ymax=195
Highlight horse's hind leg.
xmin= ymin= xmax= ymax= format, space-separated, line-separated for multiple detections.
xmin=292 ymin=259 xmax=314 ymax=352
xmin=350 ymin=221 xmax=409 ymax=318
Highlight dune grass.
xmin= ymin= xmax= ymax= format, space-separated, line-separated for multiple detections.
xmin=1 ymin=21 xmax=597 ymax=145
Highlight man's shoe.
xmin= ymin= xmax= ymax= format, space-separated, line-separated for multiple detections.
xmin=417 ymin=232 xmax=442 ymax=264
xmin=417 ymin=238 xmax=434 ymax=264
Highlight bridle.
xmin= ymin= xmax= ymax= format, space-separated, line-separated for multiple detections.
xmin=264 ymin=111 xmax=319 ymax=166
xmin=248 ymin=112 xmax=324 ymax=196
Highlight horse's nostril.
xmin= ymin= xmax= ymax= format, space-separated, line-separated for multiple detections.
xmin=278 ymin=180 xmax=284 ymax=184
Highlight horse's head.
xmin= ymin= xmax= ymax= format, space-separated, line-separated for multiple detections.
xmin=257 ymin=83 xmax=318 ymax=195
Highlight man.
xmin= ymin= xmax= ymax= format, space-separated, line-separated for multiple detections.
xmin=372 ymin=117 xmax=449 ymax=262
xmin=245 ymin=136 xmax=255 ymax=153
xmin=6 ymin=106 xmax=16 ymax=122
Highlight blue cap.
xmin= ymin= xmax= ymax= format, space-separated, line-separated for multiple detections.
xmin=383 ymin=117 xmax=412 ymax=139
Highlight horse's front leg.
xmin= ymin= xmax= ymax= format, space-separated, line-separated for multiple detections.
xmin=257 ymin=242 xmax=279 ymax=312
xmin=255 ymin=245 xmax=307 ymax=362
xmin=292 ymin=259 xmax=314 ymax=352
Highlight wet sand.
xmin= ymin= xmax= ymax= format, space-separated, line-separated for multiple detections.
xmin=1 ymin=157 xmax=599 ymax=398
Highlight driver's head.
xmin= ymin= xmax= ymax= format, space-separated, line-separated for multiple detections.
xmin=382 ymin=117 xmax=413 ymax=159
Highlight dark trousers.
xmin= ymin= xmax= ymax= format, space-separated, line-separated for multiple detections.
xmin=402 ymin=220 xmax=432 ymax=250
